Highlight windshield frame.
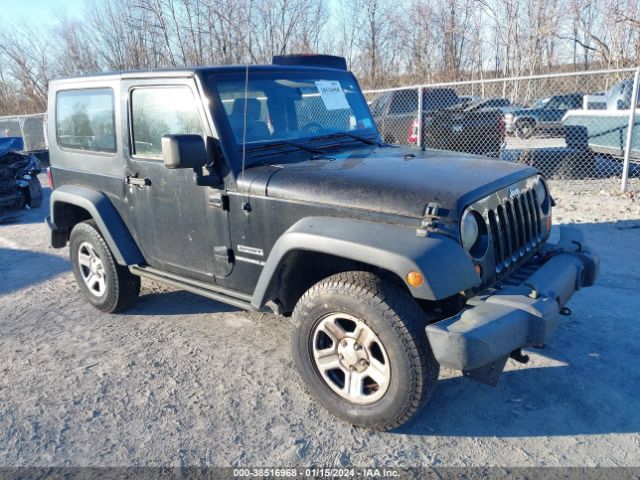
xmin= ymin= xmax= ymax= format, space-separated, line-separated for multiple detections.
xmin=203 ymin=68 xmax=379 ymax=157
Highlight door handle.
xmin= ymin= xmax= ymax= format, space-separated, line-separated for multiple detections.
xmin=124 ymin=175 xmax=151 ymax=187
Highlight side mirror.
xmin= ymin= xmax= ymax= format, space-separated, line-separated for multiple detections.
xmin=161 ymin=134 xmax=208 ymax=170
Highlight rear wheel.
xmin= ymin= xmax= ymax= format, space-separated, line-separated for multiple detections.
xmin=69 ymin=220 xmax=140 ymax=312
xmin=291 ymin=271 xmax=439 ymax=430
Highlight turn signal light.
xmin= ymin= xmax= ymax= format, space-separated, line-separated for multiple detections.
xmin=406 ymin=271 xmax=424 ymax=288
xmin=546 ymin=216 xmax=552 ymax=232
xmin=474 ymin=264 xmax=482 ymax=279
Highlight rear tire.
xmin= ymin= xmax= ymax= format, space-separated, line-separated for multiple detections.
xmin=25 ymin=177 xmax=43 ymax=208
xmin=69 ymin=220 xmax=140 ymax=312
xmin=291 ymin=271 xmax=439 ymax=431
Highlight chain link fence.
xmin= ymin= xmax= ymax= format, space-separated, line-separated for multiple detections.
xmin=3 ymin=70 xmax=640 ymax=193
xmin=0 ymin=113 xmax=48 ymax=152
xmin=364 ymin=68 xmax=640 ymax=193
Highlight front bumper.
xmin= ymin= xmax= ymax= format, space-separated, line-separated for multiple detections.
xmin=426 ymin=226 xmax=599 ymax=385
xmin=0 ymin=192 xmax=24 ymax=209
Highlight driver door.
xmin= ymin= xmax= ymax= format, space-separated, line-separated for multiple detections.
xmin=123 ymin=79 xmax=231 ymax=282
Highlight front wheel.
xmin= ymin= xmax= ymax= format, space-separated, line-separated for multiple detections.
xmin=25 ymin=177 xmax=43 ymax=208
xmin=291 ymin=271 xmax=439 ymax=430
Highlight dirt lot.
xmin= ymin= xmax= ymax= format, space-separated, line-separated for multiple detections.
xmin=1 ymin=176 xmax=639 ymax=468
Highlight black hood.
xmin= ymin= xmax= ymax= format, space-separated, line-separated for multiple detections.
xmin=242 ymin=146 xmax=537 ymax=219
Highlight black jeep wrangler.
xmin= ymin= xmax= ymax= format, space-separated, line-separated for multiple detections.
xmin=46 ymin=55 xmax=599 ymax=430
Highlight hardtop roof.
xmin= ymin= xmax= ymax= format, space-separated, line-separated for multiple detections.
xmin=50 ymin=64 xmax=349 ymax=86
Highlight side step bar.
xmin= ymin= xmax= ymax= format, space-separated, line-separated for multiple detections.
xmin=129 ymin=265 xmax=261 ymax=312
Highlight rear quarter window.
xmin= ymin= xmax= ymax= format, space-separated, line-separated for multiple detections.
xmin=56 ymin=88 xmax=116 ymax=153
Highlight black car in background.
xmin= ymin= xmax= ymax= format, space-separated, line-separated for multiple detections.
xmin=369 ymin=87 xmax=460 ymax=144
xmin=371 ymin=88 xmax=506 ymax=155
xmin=421 ymin=97 xmax=508 ymax=156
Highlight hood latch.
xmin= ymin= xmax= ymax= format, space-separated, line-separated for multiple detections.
xmin=416 ymin=202 xmax=441 ymax=237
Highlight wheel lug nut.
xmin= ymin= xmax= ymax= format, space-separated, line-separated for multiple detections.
xmin=354 ymin=343 xmax=362 ymax=351
xmin=341 ymin=340 xmax=348 ymax=347
xmin=349 ymin=366 xmax=356 ymax=371
xmin=359 ymin=359 xmax=368 ymax=367
xmin=338 ymin=354 xmax=344 ymax=361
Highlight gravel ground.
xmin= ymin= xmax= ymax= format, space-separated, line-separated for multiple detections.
xmin=0 ymin=176 xmax=639 ymax=468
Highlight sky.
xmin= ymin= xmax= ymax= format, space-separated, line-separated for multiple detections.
xmin=4 ymin=0 xmax=85 ymax=24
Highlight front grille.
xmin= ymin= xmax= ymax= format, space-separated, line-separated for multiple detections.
xmin=486 ymin=186 xmax=544 ymax=274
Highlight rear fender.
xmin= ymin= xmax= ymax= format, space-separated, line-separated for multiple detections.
xmin=49 ymin=185 xmax=144 ymax=266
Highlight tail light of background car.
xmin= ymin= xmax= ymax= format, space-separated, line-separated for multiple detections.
xmin=47 ymin=167 xmax=54 ymax=189
xmin=407 ymin=118 xmax=419 ymax=145
xmin=407 ymin=116 xmax=434 ymax=145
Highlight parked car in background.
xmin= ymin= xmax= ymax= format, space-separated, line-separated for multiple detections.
xmin=563 ymin=77 xmax=640 ymax=161
xmin=370 ymin=87 xmax=460 ymax=144
xmin=0 ymin=137 xmax=43 ymax=213
xmin=414 ymin=97 xmax=507 ymax=156
xmin=505 ymin=93 xmax=583 ymax=139
xmin=370 ymin=88 xmax=505 ymax=155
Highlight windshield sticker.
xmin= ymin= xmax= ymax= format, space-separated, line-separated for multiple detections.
xmin=361 ymin=118 xmax=373 ymax=128
xmin=315 ymin=80 xmax=350 ymax=110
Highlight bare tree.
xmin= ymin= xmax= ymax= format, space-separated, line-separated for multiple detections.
xmin=0 ymin=24 xmax=53 ymax=113
xmin=1 ymin=0 xmax=640 ymax=116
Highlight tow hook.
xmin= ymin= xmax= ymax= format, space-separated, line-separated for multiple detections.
xmin=509 ymin=348 xmax=530 ymax=364
xmin=560 ymin=306 xmax=572 ymax=316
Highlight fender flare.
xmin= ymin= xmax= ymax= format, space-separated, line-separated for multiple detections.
xmin=250 ymin=217 xmax=479 ymax=308
xmin=49 ymin=184 xmax=144 ymax=266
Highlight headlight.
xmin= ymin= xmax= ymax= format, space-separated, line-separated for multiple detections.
xmin=461 ymin=209 xmax=489 ymax=258
xmin=535 ymin=178 xmax=551 ymax=214
xmin=461 ymin=210 xmax=479 ymax=251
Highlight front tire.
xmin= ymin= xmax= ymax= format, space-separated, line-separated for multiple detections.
xmin=69 ymin=220 xmax=140 ymax=312
xmin=25 ymin=177 xmax=43 ymax=208
xmin=291 ymin=271 xmax=439 ymax=430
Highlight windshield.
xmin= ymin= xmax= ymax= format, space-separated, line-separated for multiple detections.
xmin=207 ymin=71 xmax=376 ymax=148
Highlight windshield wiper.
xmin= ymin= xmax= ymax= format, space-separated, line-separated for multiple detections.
xmin=247 ymin=140 xmax=324 ymax=155
xmin=317 ymin=132 xmax=378 ymax=145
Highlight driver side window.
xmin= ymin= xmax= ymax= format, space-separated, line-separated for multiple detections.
xmin=131 ymin=86 xmax=204 ymax=158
